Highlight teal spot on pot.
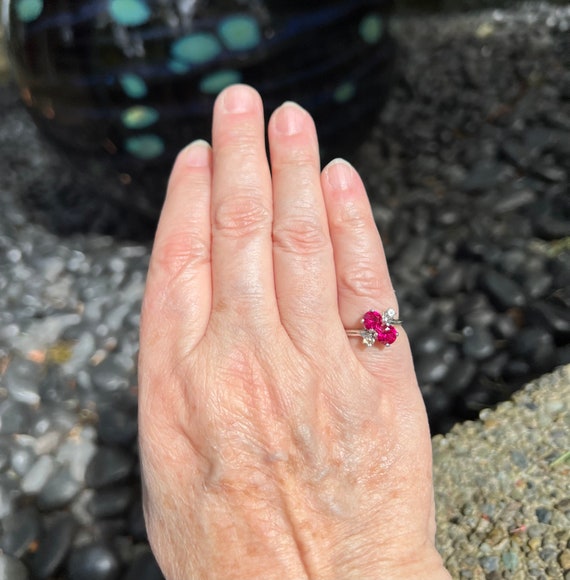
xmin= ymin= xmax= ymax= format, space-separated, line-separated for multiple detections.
xmin=359 ymin=13 xmax=384 ymax=44
xmin=125 ymin=134 xmax=164 ymax=159
xmin=218 ymin=15 xmax=261 ymax=51
xmin=15 ymin=0 xmax=44 ymax=23
xmin=109 ymin=0 xmax=151 ymax=27
xmin=119 ymin=74 xmax=148 ymax=98
xmin=199 ymin=70 xmax=242 ymax=95
xmin=121 ymin=105 xmax=159 ymax=129
xmin=168 ymin=59 xmax=190 ymax=75
xmin=171 ymin=33 xmax=222 ymax=65
xmin=333 ymin=82 xmax=356 ymax=103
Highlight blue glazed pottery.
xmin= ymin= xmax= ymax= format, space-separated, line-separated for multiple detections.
xmin=4 ymin=0 xmax=395 ymax=218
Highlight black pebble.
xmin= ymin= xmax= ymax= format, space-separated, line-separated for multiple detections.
xmin=28 ymin=514 xmax=76 ymax=579
xmin=530 ymin=301 xmax=570 ymax=338
xmin=511 ymin=326 xmax=556 ymax=374
xmin=86 ymin=447 xmax=134 ymax=489
xmin=429 ymin=265 xmax=465 ymax=296
xmin=67 ymin=543 xmax=121 ymax=580
xmin=88 ymin=486 xmax=134 ymax=519
xmin=415 ymin=353 xmax=451 ymax=384
xmin=0 ymin=506 xmax=41 ymax=559
xmin=479 ymin=269 xmax=526 ymax=310
xmin=462 ymin=326 xmax=496 ymax=360
xmin=97 ymin=406 xmax=138 ymax=447
xmin=442 ymin=359 xmax=478 ymax=395
xmin=124 ymin=550 xmax=165 ymax=580
xmin=535 ymin=507 xmax=552 ymax=524
xmin=128 ymin=501 xmax=148 ymax=542
xmin=412 ymin=329 xmax=448 ymax=355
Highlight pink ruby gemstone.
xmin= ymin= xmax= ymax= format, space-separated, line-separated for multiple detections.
xmin=363 ymin=310 xmax=398 ymax=346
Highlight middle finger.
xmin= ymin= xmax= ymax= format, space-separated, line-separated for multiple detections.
xmin=210 ymin=85 xmax=277 ymax=329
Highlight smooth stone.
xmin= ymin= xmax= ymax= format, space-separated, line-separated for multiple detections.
xmin=128 ymin=501 xmax=148 ymax=541
xmin=420 ymin=384 xmax=451 ymax=417
xmin=493 ymin=188 xmax=536 ymax=213
xmin=67 ymin=543 xmax=121 ymax=580
xmin=91 ymin=358 xmax=130 ymax=392
xmin=458 ymin=293 xmax=495 ymax=328
xmin=0 ymin=553 xmax=29 ymax=580
xmin=0 ymin=481 xmax=15 ymax=519
xmin=415 ymin=354 xmax=450 ymax=384
xmin=412 ymin=329 xmax=448 ymax=355
xmin=462 ymin=326 xmax=496 ymax=360
xmin=479 ymin=555 xmax=499 ymax=573
xmin=398 ymin=238 xmax=428 ymax=270
xmin=479 ymin=269 xmax=526 ymax=310
xmin=461 ymin=160 xmax=509 ymax=192
xmin=556 ymin=345 xmax=570 ymax=366
xmin=524 ymin=126 xmax=565 ymax=154
xmin=534 ymin=214 xmax=570 ymax=239
xmin=4 ymin=356 xmax=41 ymax=406
xmin=29 ymin=514 xmax=75 ymax=579
xmin=0 ymin=400 xmax=31 ymax=435
xmin=504 ymin=358 xmax=531 ymax=378
xmin=37 ymin=464 xmax=82 ymax=510
xmin=500 ymin=139 xmax=532 ymax=169
xmin=97 ymin=406 xmax=138 ymax=447
xmin=480 ymin=351 xmax=509 ymax=379
xmin=10 ymin=445 xmax=36 ymax=477
xmin=459 ymin=384 xmax=498 ymax=413
xmin=429 ymin=264 xmax=464 ymax=296
xmin=442 ymin=359 xmax=478 ymax=394
xmin=88 ymin=486 xmax=133 ymax=519
xmin=0 ymin=441 xmax=10 ymax=472
xmin=21 ymin=454 xmax=56 ymax=494
xmin=0 ymin=506 xmax=41 ymax=558
xmin=511 ymin=326 xmax=556 ymax=374
xmin=492 ymin=314 xmax=519 ymax=339
xmin=522 ymin=270 xmax=553 ymax=299
xmin=85 ymin=447 xmax=134 ymax=488
xmin=56 ymin=433 xmax=97 ymax=482
xmin=531 ymin=301 xmax=570 ymax=337
xmin=124 ymin=550 xmax=164 ymax=580
xmin=536 ymin=507 xmax=552 ymax=524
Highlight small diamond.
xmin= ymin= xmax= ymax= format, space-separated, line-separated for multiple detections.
xmin=361 ymin=330 xmax=377 ymax=347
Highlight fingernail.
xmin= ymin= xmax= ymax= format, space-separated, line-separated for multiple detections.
xmin=325 ymin=158 xmax=354 ymax=191
xmin=184 ymin=139 xmax=211 ymax=167
xmin=274 ymin=101 xmax=306 ymax=136
xmin=222 ymin=84 xmax=256 ymax=113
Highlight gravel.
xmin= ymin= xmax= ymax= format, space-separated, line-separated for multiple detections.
xmin=434 ymin=365 xmax=570 ymax=579
xmin=0 ymin=3 xmax=568 ymax=578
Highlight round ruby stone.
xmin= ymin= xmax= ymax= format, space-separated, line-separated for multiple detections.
xmin=362 ymin=310 xmax=398 ymax=346
xmin=377 ymin=324 xmax=398 ymax=345
xmin=363 ymin=311 xmax=383 ymax=333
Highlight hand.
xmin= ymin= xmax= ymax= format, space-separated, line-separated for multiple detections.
xmin=139 ymin=84 xmax=450 ymax=580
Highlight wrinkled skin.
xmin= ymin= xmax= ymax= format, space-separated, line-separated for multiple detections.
xmin=139 ymin=85 xmax=451 ymax=580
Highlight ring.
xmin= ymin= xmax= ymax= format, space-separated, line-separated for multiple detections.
xmin=346 ymin=309 xmax=402 ymax=347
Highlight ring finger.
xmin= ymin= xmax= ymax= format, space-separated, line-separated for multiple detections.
xmin=321 ymin=159 xmax=412 ymax=382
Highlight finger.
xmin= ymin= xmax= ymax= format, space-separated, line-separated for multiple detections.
xmin=268 ymin=102 xmax=338 ymax=349
xmin=144 ymin=140 xmax=213 ymax=353
xmin=210 ymin=85 xmax=277 ymax=330
xmin=321 ymin=159 xmax=414 ymax=382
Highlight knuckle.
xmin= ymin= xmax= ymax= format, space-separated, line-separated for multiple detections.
xmin=273 ymin=215 xmax=329 ymax=255
xmin=152 ymin=229 xmax=210 ymax=279
xmin=330 ymin=203 xmax=373 ymax=233
xmin=338 ymin=261 xmax=390 ymax=297
xmin=213 ymin=192 xmax=271 ymax=237
xmin=274 ymin=147 xmax=317 ymax=170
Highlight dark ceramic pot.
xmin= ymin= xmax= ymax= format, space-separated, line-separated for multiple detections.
xmin=4 ymin=0 xmax=395 ymax=218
